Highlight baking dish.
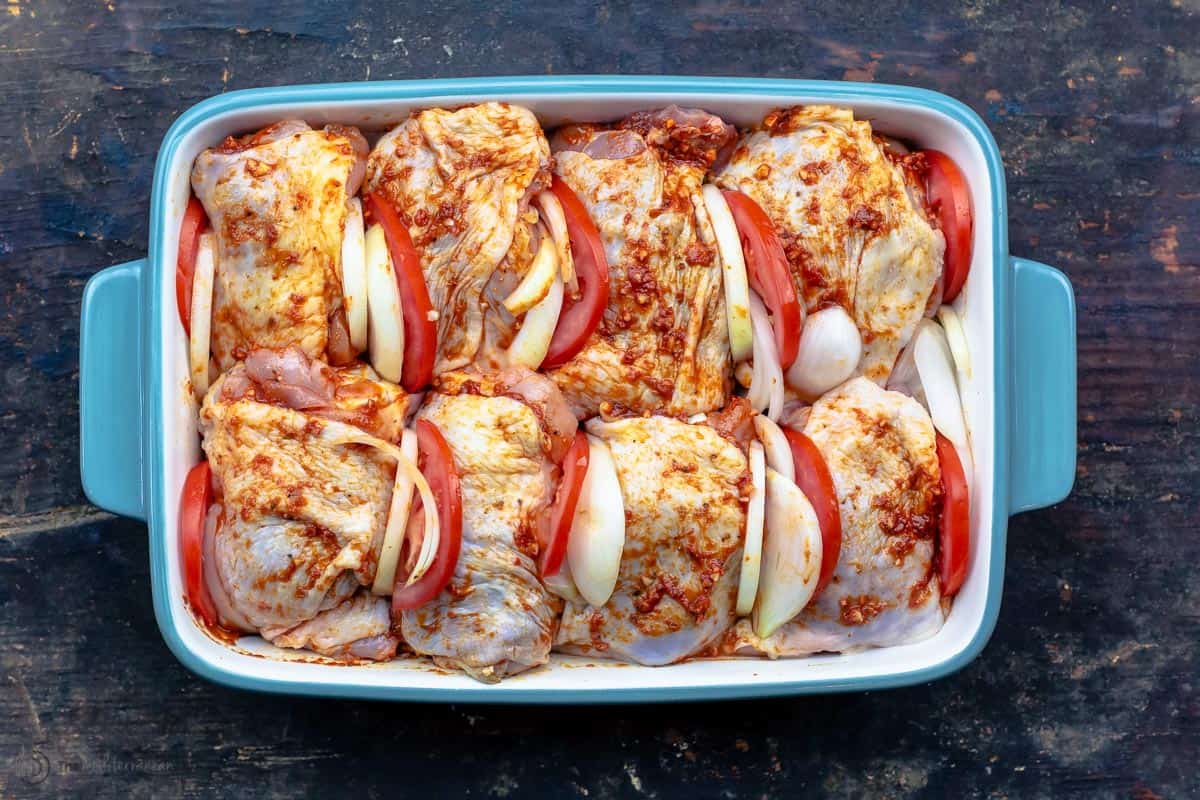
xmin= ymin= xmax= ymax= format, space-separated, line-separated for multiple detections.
xmin=79 ymin=75 xmax=1076 ymax=702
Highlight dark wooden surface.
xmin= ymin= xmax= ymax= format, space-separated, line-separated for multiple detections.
xmin=2 ymin=1 xmax=1197 ymax=797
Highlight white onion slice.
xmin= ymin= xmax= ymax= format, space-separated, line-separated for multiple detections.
xmin=189 ymin=232 xmax=216 ymax=398
xmin=364 ymin=223 xmax=405 ymax=384
xmin=937 ymin=305 xmax=971 ymax=384
xmin=309 ymin=418 xmax=440 ymax=586
xmin=785 ymin=305 xmax=862 ymax=400
xmin=753 ymin=468 xmax=823 ymax=638
xmin=370 ymin=428 xmax=419 ymax=595
xmin=566 ymin=435 xmax=625 ymax=607
xmin=747 ymin=292 xmax=785 ymax=421
xmin=507 ymin=245 xmax=564 ymax=369
xmin=340 ymin=197 xmax=369 ymax=353
xmin=753 ymin=414 xmax=794 ymax=483
xmin=701 ymin=184 xmax=754 ymax=363
xmin=534 ymin=190 xmax=576 ymax=292
xmin=736 ymin=441 xmax=767 ymax=616
xmin=888 ymin=319 xmax=973 ymax=479
xmin=502 ymin=231 xmax=559 ymax=315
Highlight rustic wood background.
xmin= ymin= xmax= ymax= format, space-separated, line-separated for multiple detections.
xmin=1 ymin=1 xmax=1197 ymax=797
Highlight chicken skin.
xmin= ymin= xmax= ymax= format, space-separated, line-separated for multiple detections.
xmin=729 ymin=378 xmax=945 ymax=656
xmin=546 ymin=106 xmax=737 ymax=418
xmin=192 ymin=121 xmax=368 ymax=371
xmin=400 ymin=367 xmax=577 ymax=682
xmin=556 ymin=403 xmax=752 ymax=665
xmin=364 ymin=103 xmax=552 ymax=374
xmin=198 ymin=348 xmax=409 ymax=660
xmin=713 ymin=106 xmax=944 ymax=385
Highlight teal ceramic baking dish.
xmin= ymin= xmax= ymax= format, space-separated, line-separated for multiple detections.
xmin=79 ymin=75 xmax=1076 ymax=702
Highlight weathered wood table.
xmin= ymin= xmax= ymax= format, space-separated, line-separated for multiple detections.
xmin=1 ymin=2 xmax=1196 ymax=797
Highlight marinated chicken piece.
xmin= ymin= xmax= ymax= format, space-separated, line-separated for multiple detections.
xmin=364 ymin=103 xmax=551 ymax=373
xmin=400 ymin=367 xmax=576 ymax=682
xmin=192 ymin=120 xmax=368 ymax=371
xmin=556 ymin=409 xmax=749 ymax=665
xmin=218 ymin=347 xmax=408 ymax=442
xmin=728 ymin=378 xmax=944 ymax=656
xmin=261 ymin=592 xmax=398 ymax=661
xmin=714 ymin=106 xmax=944 ymax=384
xmin=547 ymin=106 xmax=737 ymax=418
xmin=199 ymin=348 xmax=408 ymax=659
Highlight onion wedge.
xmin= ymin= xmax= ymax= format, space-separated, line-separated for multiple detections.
xmin=937 ymin=305 xmax=971 ymax=384
xmin=702 ymin=184 xmax=753 ymax=363
xmin=753 ymin=468 xmax=823 ymax=638
xmin=888 ymin=319 xmax=974 ymax=480
xmin=736 ymin=441 xmax=767 ymax=616
xmin=340 ymin=197 xmax=369 ymax=352
xmin=753 ymin=414 xmax=794 ymax=483
xmin=502 ymin=231 xmax=559 ymax=315
xmin=785 ymin=305 xmax=862 ymax=400
xmin=189 ymin=231 xmax=216 ymax=398
xmin=747 ymin=292 xmax=785 ymax=421
xmin=534 ymin=190 xmax=575 ymax=292
xmin=566 ymin=435 xmax=625 ymax=608
xmin=371 ymin=428 xmax=419 ymax=595
xmin=364 ymin=223 xmax=405 ymax=384
xmin=507 ymin=250 xmax=564 ymax=369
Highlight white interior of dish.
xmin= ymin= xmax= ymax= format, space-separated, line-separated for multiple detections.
xmin=156 ymin=91 xmax=996 ymax=695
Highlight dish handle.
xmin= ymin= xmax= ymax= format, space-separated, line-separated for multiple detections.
xmin=1008 ymin=256 xmax=1077 ymax=514
xmin=79 ymin=259 xmax=147 ymax=521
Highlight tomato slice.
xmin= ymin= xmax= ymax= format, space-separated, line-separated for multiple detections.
xmin=922 ymin=150 xmax=974 ymax=303
xmin=179 ymin=460 xmax=219 ymax=627
xmin=782 ymin=427 xmax=842 ymax=597
xmin=175 ymin=196 xmax=209 ymax=336
xmin=721 ymin=190 xmax=803 ymax=369
xmin=392 ymin=420 xmax=464 ymax=611
xmin=540 ymin=430 xmax=590 ymax=578
xmin=541 ymin=175 xmax=611 ymax=369
xmin=935 ymin=433 xmax=970 ymax=596
xmin=363 ymin=192 xmax=437 ymax=392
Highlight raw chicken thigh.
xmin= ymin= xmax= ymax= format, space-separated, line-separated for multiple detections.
xmin=714 ymin=106 xmax=944 ymax=384
xmin=263 ymin=592 xmax=398 ymax=662
xmin=546 ymin=106 xmax=737 ymax=417
xmin=364 ymin=103 xmax=552 ymax=373
xmin=192 ymin=121 xmax=368 ymax=370
xmin=400 ymin=367 xmax=576 ymax=682
xmin=729 ymin=378 xmax=945 ymax=656
xmin=556 ymin=405 xmax=751 ymax=665
xmin=198 ymin=348 xmax=408 ymax=660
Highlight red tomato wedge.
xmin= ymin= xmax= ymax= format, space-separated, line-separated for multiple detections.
xmin=721 ymin=190 xmax=803 ymax=369
xmin=782 ymin=427 xmax=842 ymax=597
xmin=922 ymin=150 xmax=974 ymax=303
xmin=540 ymin=430 xmax=590 ymax=578
xmin=935 ymin=433 xmax=970 ymax=596
xmin=363 ymin=192 xmax=437 ymax=392
xmin=179 ymin=460 xmax=219 ymax=627
xmin=175 ymin=196 xmax=209 ymax=336
xmin=392 ymin=420 xmax=464 ymax=611
xmin=541 ymin=175 xmax=610 ymax=369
